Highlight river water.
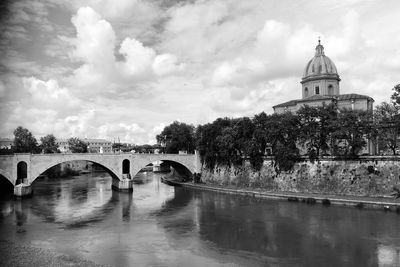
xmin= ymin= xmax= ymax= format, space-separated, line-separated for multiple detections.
xmin=0 ymin=171 xmax=400 ymax=267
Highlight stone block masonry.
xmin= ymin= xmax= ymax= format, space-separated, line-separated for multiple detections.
xmin=201 ymin=158 xmax=400 ymax=197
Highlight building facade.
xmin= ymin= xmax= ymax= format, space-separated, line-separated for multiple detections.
xmin=56 ymin=138 xmax=113 ymax=153
xmin=0 ymin=138 xmax=13 ymax=150
xmin=273 ymin=40 xmax=374 ymax=114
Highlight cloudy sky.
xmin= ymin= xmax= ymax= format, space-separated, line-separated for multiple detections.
xmin=0 ymin=0 xmax=399 ymax=144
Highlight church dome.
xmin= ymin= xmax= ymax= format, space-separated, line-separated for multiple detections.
xmin=302 ymin=40 xmax=340 ymax=82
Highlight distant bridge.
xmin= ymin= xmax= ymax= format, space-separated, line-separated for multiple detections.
xmin=0 ymin=152 xmax=201 ymax=196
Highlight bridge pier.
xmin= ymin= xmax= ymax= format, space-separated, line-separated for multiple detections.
xmin=111 ymin=177 xmax=133 ymax=192
xmin=14 ymin=183 xmax=32 ymax=198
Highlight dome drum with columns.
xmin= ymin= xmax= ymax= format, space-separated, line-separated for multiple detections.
xmin=273 ymin=39 xmax=374 ymax=114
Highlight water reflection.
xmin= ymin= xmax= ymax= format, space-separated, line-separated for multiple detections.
xmin=120 ymin=192 xmax=133 ymax=222
xmin=15 ymin=200 xmax=28 ymax=233
xmin=29 ymin=173 xmax=117 ymax=228
xmin=0 ymin=171 xmax=399 ymax=267
xmin=153 ymin=188 xmax=400 ymax=266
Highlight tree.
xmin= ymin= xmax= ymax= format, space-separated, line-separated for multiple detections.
xmin=67 ymin=137 xmax=88 ymax=153
xmin=13 ymin=126 xmax=40 ymax=153
xmin=390 ymin=84 xmax=400 ymax=110
xmin=253 ymin=112 xmax=269 ymax=154
xmin=215 ymin=126 xmax=239 ymax=167
xmin=297 ymin=104 xmax=337 ymax=158
xmin=264 ymin=113 xmax=301 ymax=172
xmin=40 ymin=134 xmax=59 ymax=153
xmin=331 ymin=109 xmax=372 ymax=156
xmin=196 ymin=123 xmax=217 ymax=169
xmin=374 ymin=102 xmax=400 ymax=155
xmin=233 ymin=117 xmax=254 ymax=158
xmin=195 ymin=118 xmax=233 ymax=169
xmin=157 ymin=121 xmax=195 ymax=153
xmin=246 ymin=139 xmax=264 ymax=171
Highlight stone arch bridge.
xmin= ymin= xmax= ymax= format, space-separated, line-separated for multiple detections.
xmin=0 ymin=152 xmax=201 ymax=197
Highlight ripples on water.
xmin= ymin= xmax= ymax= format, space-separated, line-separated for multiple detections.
xmin=1 ymin=171 xmax=400 ymax=267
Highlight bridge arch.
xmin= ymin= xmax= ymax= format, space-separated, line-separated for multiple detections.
xmin=17 ymin=161 xmax=28 ymax=184
xmin=0 ymin=171 xmax=14 ymax=194
xmin=30 ymin=159 xmax=120 ymax=184
xmin=0 ymin=168 xmax=13 ymax=185
xmin=122 ymin=159 xmax=130 ymax=174
xmin=132 ymin=158 xmax=193 ymax=180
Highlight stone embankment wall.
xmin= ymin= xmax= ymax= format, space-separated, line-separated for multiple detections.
xmin=201 ymin=158 xmax=400 ymax=197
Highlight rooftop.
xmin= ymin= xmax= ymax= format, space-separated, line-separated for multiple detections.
xmin=273 ymin=93 xmax=374 ymax=108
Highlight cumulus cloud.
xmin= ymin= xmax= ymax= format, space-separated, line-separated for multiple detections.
xmin=152 ymin=54 xmax=185 ymax=76
xmin=23 ymin=77 xmax=80 ymax=111
xmin=118 ymin=37 xmax=155 ymax=78
xmin=0 ymin=76 xmax=93 ymax=138
xmin=67 ymin=6 xmax=183 ymax=97
xmin=71 ymin=7 xmax=116 ymax=66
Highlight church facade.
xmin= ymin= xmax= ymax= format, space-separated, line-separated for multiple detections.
xmin=273 ymin=40 xmax=374 ymax=114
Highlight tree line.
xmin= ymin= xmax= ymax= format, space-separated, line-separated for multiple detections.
xmin=157 ymin=84 xmax=400 ymax=172
xmin=4 ymin=128 xmax=89 ymax=154
xmin=5 ymin=128 xmax=165 ymax=155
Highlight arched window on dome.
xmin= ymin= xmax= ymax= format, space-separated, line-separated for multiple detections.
xmin=319 ymin=65 xmax=322 ymax=73
xmin=328 ymin=84 xmax=334 ymax=95
xmin=315 ymin=86 xmax=320 ymax=95
xmin=304 ymin=87 xmax=308 ymax=97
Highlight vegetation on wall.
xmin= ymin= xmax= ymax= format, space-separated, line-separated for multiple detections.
xmin=195 ymin=114 xmax=302 ymax=173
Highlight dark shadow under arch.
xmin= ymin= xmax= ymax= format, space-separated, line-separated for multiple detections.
xmin=0 ymin=173 xmax=14 ymax=195
xmin=33 ymin=160 xmax=119 ymax=184
xmin=122 ymin=159 xmax=130 ymax=174
xmin=135 ymin=160 xmax=193 ymax=181
xmin=17 ymin=161 xmax=28 ymax=185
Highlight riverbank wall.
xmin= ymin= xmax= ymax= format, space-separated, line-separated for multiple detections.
xmin=200 ymin=157 xmax=400 ymax=197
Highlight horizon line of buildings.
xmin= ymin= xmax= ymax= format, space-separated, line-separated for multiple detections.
xmin=0 ymin=137 xmax=114 ymax=153
xmin=0 ymin=137 xmax=171 ymax=154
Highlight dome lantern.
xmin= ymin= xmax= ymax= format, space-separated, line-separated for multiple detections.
xmin=315 ymin=38 xmax=325 ymax=56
